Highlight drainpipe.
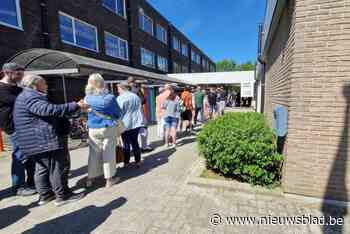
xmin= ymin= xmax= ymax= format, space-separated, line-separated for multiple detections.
xmin=126 ymin=1 xmax=134 ymax=67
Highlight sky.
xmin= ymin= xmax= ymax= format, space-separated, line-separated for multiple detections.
xmin=147 ymin=0 xmax=266 ymax=64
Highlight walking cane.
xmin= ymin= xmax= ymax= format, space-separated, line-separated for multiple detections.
xmin=0 ymin=129 xmax=4 ymax=152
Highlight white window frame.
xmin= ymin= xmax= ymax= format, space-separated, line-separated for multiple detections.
xmin=156 ymin=24 xmax=167 ymax=44
xmin=191 ymin=50 xmax=197 ymax=63
xmin=141 ymin=47 xmax=155 ymax=68
xmin=104 ymin=31 xmax=129 ymax=61
xmin=102 ymin=0 xmax=127 ymax=19
xmin=157 ymin=55 xmax=168 ymax=72
xmin=139 ymin=10 xmax=154 ymax=36
xmin=0 ymin=0 xmax=23 ymax=30
xmin=59 ymin=12 xmax=99 ymax=52
xmin=181 ymin=42 xmax=188 ymax=57
xmin=173 ymin=36 xmax=180 ymax=52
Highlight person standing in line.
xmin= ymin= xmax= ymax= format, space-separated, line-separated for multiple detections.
xmin=180 ymin=87 xmax=194 ymax=133
xmin=193 ymin=86 xmax=205 ymax=125
xmin=0 ymin=63 xmax=36 ymax=196
xmin=84 ymin=74 xmax=121 ymax=188
xmin=207 ymin=87 xmax=218 ymax=120
xmin=127 ymin=77 xmax=153 ymax=152
xmin=236 ymin=91 xmax=241 ymax=107
xmin=117 ymin=81 xmax=144 ymax=168
xmin=14 ymin=74 xmax=88 ymax=206
xmin=202 ymin=89 xmax=210 ymax=122
xmin=218 ymin=87 xmax=227 ymax=116
xmin=155 ymin=84 xmax=171 ymax=140
xmin=156 ymin=86 xmax=165 ymax=139
xmin=162 ymin=86 xmax=180 ymax=148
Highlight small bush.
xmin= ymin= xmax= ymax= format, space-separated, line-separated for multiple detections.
xmin=197 ymin=112 xmax=283 ymax=187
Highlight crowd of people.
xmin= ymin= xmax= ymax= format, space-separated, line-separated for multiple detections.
xmin=0 ymin=62 xmax=236 ymax=207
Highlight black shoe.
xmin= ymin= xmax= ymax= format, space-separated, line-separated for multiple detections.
xmin=38 ymin=194 xmax=55 ymax=206
xmin=54 ymin=192 xmax=85 ymax=207
xmin=17 ymin=187 xmax=37 ymax=197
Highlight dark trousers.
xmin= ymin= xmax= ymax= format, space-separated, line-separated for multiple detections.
xmin=10 ymin=133 xmax=35 ymax=189
xmin=58 ymin=135 xmax=71 ymax=192
xmin=122 ymin=128 xmax=141 ymax=164
xmin=194 ymin=107 xmax=202 ymax=125
xmin=33 ymin=149 xmax=70 ymax=199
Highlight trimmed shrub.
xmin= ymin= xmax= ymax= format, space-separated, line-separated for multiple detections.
xmin=197 ymin=112 xmax=283 ymax=187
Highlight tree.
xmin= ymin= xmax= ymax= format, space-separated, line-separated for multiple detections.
xmin=216 ymin=59 xmax=237 ymax=72
xmin=216 ymin=60 xmax=255 ymax=72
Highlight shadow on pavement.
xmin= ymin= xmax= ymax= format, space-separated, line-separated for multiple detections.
xmin=21 ymin=197 xmax=127 ymax=234
xmin=69 ymin=165 xmax=87 ymax=179
xmin=118 ymin=147 xmax=177 ymax=183
xmin=0 ymin=201 xmax=36 ymax=230
xmin=0 ymin=187 xmax=15 ymax=201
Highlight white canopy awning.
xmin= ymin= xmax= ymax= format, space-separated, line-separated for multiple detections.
xmin=167 ymin=71 xmax=255 ymax=85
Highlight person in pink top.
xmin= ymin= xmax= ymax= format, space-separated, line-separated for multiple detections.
xmin=156 ymin=84 xmax=171 ymax=139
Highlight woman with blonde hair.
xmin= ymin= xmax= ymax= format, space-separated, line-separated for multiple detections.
xmin=84 ymin=73 xmax=121 ymax=188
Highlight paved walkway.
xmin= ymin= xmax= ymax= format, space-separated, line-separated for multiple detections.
xmin=0 ymin=125 xmax=349 ymax=234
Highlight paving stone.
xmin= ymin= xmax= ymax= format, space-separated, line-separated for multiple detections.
xmin=0 ymin=125 xmax=349 ymax=234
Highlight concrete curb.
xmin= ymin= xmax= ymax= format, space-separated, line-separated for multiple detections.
xmin=187 ymin=158 xmax=350 ymax=210
xmin=187 ymin=158 xmax=283 ymax=197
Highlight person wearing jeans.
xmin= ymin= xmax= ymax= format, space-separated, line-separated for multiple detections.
xmin=117 ymin=81 xmax=144 ymax=168
xmin=84 ymin=74 xmax=121 ymax=188
xmin=14 ymin=74 xmax=88 ymax=206
xmin=0 ymin=63 xmax=36 ymax=196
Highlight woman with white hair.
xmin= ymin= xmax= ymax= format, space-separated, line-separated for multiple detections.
xmin=84 ymin=73 xmax=121 ymax=188
xmin=14 ymin=74 xmax=87 ymax=206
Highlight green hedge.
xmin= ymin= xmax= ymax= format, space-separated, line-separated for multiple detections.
xmin=197 ymin=112 xmax=283 ymax=187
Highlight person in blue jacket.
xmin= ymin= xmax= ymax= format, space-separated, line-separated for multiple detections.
xmin=14 ymin=74 xmax=89 ymax=206
xmin=84 ymin=73 xmax=122 ymax=188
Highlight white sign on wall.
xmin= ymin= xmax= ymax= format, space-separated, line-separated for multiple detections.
xmin=241 ymin=82 xmax=254 ymax=97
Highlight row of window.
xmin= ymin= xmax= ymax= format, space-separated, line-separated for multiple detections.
xmin=0 ymin=1 xmax=214 ymax=71
xmin=172 ymin=36 xmax=188 ymax=57
xmin=139 ymin=9 xmax=167 ymax=45
xmin=60 ymin=12 xmax=129 ymax=60
xmin=140 ymin=48 xmax=168 ymax=72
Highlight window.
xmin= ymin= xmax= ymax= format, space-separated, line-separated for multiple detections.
xmin=157 ymin=55 xmax=168 ymax=72
xmin=0 ymin=0 xmax=22 ymax=29
xmin=191 ymin=50 xmax=197 ymax=63
xmin=173 ymin=62 xmax=181 ymax=73
xmin=173 ymin=36 xmax=180 ymax=52
xmin=59 ymin=12 xmax=98 ymax=52
xmin=103 ymin=0 xmax=126 ymax=18
xmin=196 ymin=54 xmax=201 ymax=64
xmin=139 ymin=9 xmax=153 ymax=35
xmin=105 ymin=32 xmax=128 ymax=60
xmin=141 ymin=48 xmax=155 ymax=68
xmin=181 ymin=43 xmax=188 ymax=57
xmin=156 ymin=24 xmax=167 ymax=44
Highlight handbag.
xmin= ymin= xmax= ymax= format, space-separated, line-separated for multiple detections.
xmin=116 ymin=137 xmax=124 ymax=164
xmin=90 ymin=110 xmax=125 ymax=136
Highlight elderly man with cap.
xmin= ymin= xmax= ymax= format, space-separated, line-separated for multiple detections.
xmin=0 ymin=63 xmax=36 ymax=196
xmin=127 ymin=77 xmax=153 ymax=152
xmin=117 ymin=81 xmax=144 ymax=167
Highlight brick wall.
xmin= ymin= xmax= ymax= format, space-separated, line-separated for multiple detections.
xmin=265 ymin=0 xmax=350 ymax=201
xmin=264 ymin=0 xmax=294 ymax=126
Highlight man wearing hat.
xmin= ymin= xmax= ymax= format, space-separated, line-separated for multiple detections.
xmin=0 ymin=63 xmax=36 ymax=196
